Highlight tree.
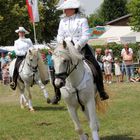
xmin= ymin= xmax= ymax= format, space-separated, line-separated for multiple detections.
xmin=100 ymin=0 xmax=128 ymax=22
xmin=127 ymin=0 xmax=140 ymax=31
xmin=0 ymin=0 xmax=61 ymax=46
xmin=88 ymin=9 xmax=104 ymax=27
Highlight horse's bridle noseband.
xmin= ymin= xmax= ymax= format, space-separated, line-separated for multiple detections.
xmin=55 ymin=60 xmax=79 ymax=80
xmin=27 ymin=63 xmax=38 ymax=72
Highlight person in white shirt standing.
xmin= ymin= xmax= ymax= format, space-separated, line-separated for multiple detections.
xmin=54 ymin=0 xmax=109 ymax=103
xmin=102 ymin=49 xmax=113 ymax=84
xmin=10 ymin=27 xmax=33 ymax=90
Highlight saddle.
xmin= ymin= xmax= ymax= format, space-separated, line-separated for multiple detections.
xmin=84 ymin=59 xmax=98 ymax=83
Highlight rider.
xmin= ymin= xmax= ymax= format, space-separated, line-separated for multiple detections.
xmin=10 ymin=27 xmax=33 ymax=90
xmin=55 ymin=0 xmax=109 ymax=101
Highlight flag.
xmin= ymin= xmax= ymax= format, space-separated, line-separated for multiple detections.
xmin=26 ymin=0 xmax=40 ymax=23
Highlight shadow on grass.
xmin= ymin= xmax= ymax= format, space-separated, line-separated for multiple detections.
xmin=34 ymin=106 xmax=66 ymax=111
xmin=101 ymin=135 xmax=134 ymax=140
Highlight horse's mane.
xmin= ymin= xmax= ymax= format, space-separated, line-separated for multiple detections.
xmin=26 ymin=48 xmax=49 ymax=82
xmin=55 ymin=41 xmax=83 ymax=64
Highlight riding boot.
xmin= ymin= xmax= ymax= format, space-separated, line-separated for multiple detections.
xmin=81 ymin=45 xmax=109 ymax=101
xmin=10 ymin=56 xmax=24 ymax=90
xmin=10 ymin=68 xmax=18 ymax=90
xmin=51 ymin=79 xmax=61 ymax=104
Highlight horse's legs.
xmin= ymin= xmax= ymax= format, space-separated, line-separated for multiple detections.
xmin=87 ymin=99 xmax=99 ymax=140
xmin=17 ymin=83 xmax=28 ymax=109
xmin=25 ymin=84 xmax=34 ymax=111
xmin=67 ymin=105 xmax=88 ymax=140
xmin=36 ymin=80 xmax=50 ymax=103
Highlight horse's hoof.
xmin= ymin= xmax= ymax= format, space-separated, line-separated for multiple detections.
xmin=29 ymin=108 xmax=35 ymax=112
xmin=21 ymin=105 xmax=25 ymax=109
xmin=46 ymin=98 xmax=51 ymax=104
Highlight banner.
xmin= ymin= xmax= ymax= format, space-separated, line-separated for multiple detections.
xmin=26 ymin=0 xmax=40 ymax=23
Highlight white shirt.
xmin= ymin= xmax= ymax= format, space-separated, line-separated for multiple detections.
xmin=14 ymin=37 xmax=33 ymax=56
xmin=57 ymin=14 xmax=90 ymax=48
xmin=102 ymin=55 xmax=112 ymax=67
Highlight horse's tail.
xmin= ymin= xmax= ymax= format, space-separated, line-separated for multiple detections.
xmin=95 ymin=88 xmax=110 ymax=114
xmin=37 ymin=52 xmax=49 ymax=84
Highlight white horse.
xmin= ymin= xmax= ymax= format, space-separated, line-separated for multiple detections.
xmin=51 ymin=41 xmax=102 ymax=140
xmin=9 ymin=49 xmax=50 ymax=111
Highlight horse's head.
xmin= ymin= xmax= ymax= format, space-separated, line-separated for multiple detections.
xmin=26 ymin=49 xmax=39 ymax=72
xmin=52 ymin=41 xmax=83 ymax=88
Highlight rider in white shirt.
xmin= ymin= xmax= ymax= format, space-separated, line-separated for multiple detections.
xmin=10 ymin=27 xmax=33 ymax=90
xmin=51 ymin=0 xmax=109 ymax=103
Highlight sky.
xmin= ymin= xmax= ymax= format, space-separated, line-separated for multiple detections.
xmin=81 ymin=0 xmax=103 ymax=15
xmin=59 ymin=0 xmax=103 ymax=16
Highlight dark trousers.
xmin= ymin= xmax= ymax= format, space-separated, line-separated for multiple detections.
xmin=49 ymin=66 xmax=61 ymax=100
xmin=12 ymin=56 xmax=25 ymax=86
xmin=81 ymin=44 xmax=105 ymax=95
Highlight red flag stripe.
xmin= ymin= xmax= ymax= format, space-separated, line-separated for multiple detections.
xmin=26 ymin=0 xmax=34 ymax=22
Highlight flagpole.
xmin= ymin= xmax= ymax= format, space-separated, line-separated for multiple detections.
xmin=33 ymin=22 xmax=37 ymax=44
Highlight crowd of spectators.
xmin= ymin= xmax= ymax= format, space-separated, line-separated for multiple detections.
xmin=0 ymin=43 xmax=139 ymax=86
xmin=0 ymin=52 xmax=13 ymax=85
xmin=95 ymin=43 xmax=140 ymax=83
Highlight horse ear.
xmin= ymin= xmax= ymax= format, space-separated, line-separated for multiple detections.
xmin=63 ymin=40 xmax=67 ymax=48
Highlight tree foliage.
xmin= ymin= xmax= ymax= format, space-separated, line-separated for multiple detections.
xmin=88 ymin=9 xmax=104 ymax=28
xmin=127 ymin=0 xmax=140 ymax=31
xmin=100 ymin=0 xmax=128 ymax=22
xmin=88 ymin=0 xmax=128 ymax=27
xmin=0 ymin=0 xmax=61 ymax=46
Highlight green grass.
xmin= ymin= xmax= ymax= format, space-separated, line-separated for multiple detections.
xmin=0 ymin=82 xmax=140 ymax=140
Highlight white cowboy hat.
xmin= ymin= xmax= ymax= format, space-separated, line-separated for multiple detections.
xmin=15 ymin=27 xmax=29 ymax=34
xmin=57 ymin=0 xmax=81 ymax=10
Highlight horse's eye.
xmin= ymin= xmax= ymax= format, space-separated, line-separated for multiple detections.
xmin=63 ymin=60 xmax=67 ymax=63
xmin=30 ymin=59 xmax=33 ymax=61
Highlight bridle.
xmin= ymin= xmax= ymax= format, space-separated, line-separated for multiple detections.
xmin=54 ymin=53 xmax=79 ymax=80
xmin=26 ymin=53 xmax=39 ymax=73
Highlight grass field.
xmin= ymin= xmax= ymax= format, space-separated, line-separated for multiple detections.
xmin=0 ymin=82 xmax=140 ymax=140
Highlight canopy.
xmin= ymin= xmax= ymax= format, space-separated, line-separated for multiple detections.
xmin=99 ymin=26 xmax=133 ymax=43
xmin=0 ymin=48 xmax=9 ymax=53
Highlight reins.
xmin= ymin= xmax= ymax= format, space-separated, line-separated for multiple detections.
xmin=55 ymin=60 xmax=79 ymax=79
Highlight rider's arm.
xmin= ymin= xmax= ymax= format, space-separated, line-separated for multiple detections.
xmin=57 ymin=19 xmax=65 ymax=44
xmin=75 ymin=18 xmax=90 ymax=49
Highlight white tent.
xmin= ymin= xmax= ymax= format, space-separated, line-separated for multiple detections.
xmin=0 ymin=44 xmax=50 ymax=52
xmin=99 ymin=26 xmax=137 ymax=44
xmin=122 ymin=32 xmax=140 ymax=42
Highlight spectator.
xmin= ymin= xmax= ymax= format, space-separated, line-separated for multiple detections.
xmin=104 ymin=44 xmax=114 ymax=82
xmin=121 ymin=44 xmax=134 ymax=82
xmin=114 ymin=57 xmax=122 ymax=82
xmin=95 ymin=48 xmax=103 ymax=70
xmin=2 ymin=63 xmax=10 ymax=85
xmin=0 ymin=53 xmax=7 ymax=69
xmin=120 ymin=61 xmax=125 ymax=82
xmin=102 ymin=49 xmax=113 ymax=84
xmin=130 ymin=68 xmax=140 ymax=82
xmin=5 ymin=52 xmax=12 ymax=63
